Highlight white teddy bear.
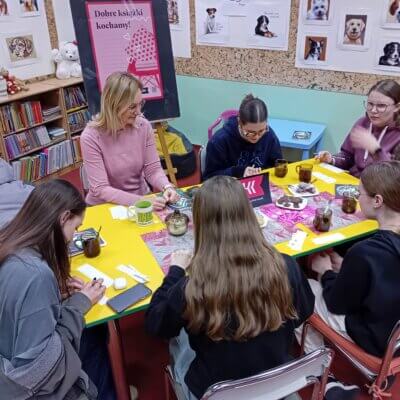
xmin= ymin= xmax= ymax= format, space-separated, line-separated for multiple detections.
xmin=51 ymin=41 xmax=82 ymax=80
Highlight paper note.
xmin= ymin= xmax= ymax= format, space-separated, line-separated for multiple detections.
xmin=319 ymin=163 xmax=345 ymax=174
xmin=98 ymin=296 xmax=109 ymax=306
xmin=77 ymin=264 xmax=114 ymax=287
xmin=109 ymin=206 xmax=128 ymax=220
xmin=312 ymin=172 xmax=336 ymax=184
xmin=117 ymin=264 xmax=149 ymax=283
xmin=312 ymin=233 xmax=345 ymax=245
xmin=287 ymin=230 xmax=308 ymax=251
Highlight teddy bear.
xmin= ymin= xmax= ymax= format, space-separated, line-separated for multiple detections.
xmin=51 ymin=41 xmax=82 ymax=80
xmin=0 ymin=67 xmax=27 ymax=95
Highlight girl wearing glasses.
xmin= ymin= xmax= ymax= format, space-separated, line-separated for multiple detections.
xmin=316 ymin=79 xmax=400 ymax=177
xmin=81 ymin=72 xmax=178 ymax=209
xmin=203 ymin=94 xmax=282 ymax=180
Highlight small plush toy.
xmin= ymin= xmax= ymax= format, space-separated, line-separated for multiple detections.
xmin=0 ymin=67 xmax=27 ymax=95
xmin=51 ymin=41 xmax=82 ymax=80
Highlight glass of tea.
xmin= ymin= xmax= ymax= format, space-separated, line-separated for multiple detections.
xmin=313 ymin=207 xmax=332 ymax=232
xmin=342 ymin=191 xmax=357 ymax=214
xmin=296 ymin=163 xmax=313 ymax=183
xmin=274 ymin=159 xmax=288 ymax=178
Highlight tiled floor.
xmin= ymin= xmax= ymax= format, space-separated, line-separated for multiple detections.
xmin=60 ymin=151 xmax=400 ymax=399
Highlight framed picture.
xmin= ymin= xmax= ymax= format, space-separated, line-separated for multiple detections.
xmin=302 ymin=34 xmax=328 ymax=65
xmin=19 ymin=0 xmax=40 ymax=17
xmin=337 ymin=11 xmax=371 ymax=51
xmin=2 ymin=33 xmax=39 ymax=67
xmin=382 ymin=0 xmax=400 ymax=29
xmin=302 ymin=0 xmax=333 ymax=26
xmin=375 ymin=37 xmax=400 ymax=73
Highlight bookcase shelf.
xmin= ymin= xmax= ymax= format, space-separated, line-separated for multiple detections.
xmin=0 ymin=77 xmax=87 ymax=182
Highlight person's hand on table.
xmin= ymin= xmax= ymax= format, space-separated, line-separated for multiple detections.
xmin=350 ymin=127 xmax=380 ymax=154
xmin=61 ymin=276 xmax=85 ymax=299
xmin=311 ymin=253 xmax=333 ymax=276
xmin=243 ymin=165 xmax=261 ymax=177
xmin=328 ymin=250 xmax=343 ymax=273
xmin=80 ymin=278 xmax=106 ymax=305
xmin=163 ymin=186 xmax=179 ymax=203
xmin=315 ymin=151 xmax=333 ymax=163
xmin=149 ymin=196 xmax=167 ymax=211
xmin=171 ymin=249 xmax=193 ymax=270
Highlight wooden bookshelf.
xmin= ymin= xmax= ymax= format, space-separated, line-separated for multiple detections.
xmin=0 ymin=77 xmax=88 ymax=182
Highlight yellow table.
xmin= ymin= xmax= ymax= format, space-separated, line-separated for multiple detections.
xmin=71 ymin=158 xmax=378 ymax=327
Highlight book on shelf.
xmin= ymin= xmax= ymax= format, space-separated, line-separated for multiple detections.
xmin=64 ymin=85 xmax=87 ymax=110
xmin=12 ymin=140 xmax=75 ymax=181
xmin=48 ymin=127 xmax=66 ymax=140
xmin=42 ymin=105 xmax=62 ymax=121
xmin=68 ymin=109 xmax=90 ymax=133
xmin=71 ymin=136 xmax=82 ymax=162
xmin=0 ymin=101 xmax=43 ymax=135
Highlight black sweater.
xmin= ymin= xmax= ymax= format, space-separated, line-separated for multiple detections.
xmin=321 ymin=230 xmax=400 ymax=357
xmin=145 ymin=255 xmax=314 ymax=398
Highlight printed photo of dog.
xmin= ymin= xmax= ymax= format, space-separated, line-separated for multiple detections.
xmin=306 ymin=0 xmax=329 ymax=21
xmin=304 ymin=36 xmax=327 ymax=62
xmin=205 ymin=7 xmax=218 ymax=34
xmin=19 ymin=0 xmax=38 ymax=13
xmin=0 ymin=0 xmax=9 ymax=16
xmin=379 ymin=41 xmax=400 ymax=67
xmin=167 ymin=0 xmax=179 ymax=24
xmin=6 ymin=35 xmax=37 ymax=61
xmin=342 ymin=15 xmax=367 ymax=46
xmin=389 ymin=0 xmax=400 ymax=23
xmin=255 ymin=15 xmax=277 ymax=38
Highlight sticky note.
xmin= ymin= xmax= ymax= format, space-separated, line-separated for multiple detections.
xmin=312 ymin=233 xmax=345 ymax=245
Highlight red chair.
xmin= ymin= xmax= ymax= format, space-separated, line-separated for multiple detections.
xmin=301 ymin=314 xmax=400 ymax=399
xmin=207 ymin=109 xmax=238 ymax=140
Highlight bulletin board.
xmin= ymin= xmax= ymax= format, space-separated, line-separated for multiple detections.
xmin=174 ymin=0 xmax=400 ymax=95
xmin=296 ymin=0 xmax=400 ymax=77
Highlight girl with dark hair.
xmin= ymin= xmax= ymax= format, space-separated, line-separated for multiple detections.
xmin=203 ymin=94 xmax=282 ymax=180
xmin=305 ymin=161 xmax=400 ymax=399
xmin=145 ymin=176 xmax=314 ymax=399
xmin=317 ymin=79 xmax=400 ymax=177
xmin=0 ymin=179 xmax=106 ymax=399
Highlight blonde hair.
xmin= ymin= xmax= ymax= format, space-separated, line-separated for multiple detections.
xmin=184 ymin=176 xmax=297 ymax=342
xmin=90 ymin=71 xmax=143 ymax=136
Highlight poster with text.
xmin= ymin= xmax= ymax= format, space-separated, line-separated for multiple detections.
xmin=86 ymin=1 xmax=163 ymax=100
xmin=195 ymin=0 xmax=229 ymax=45
xmin=247 ymin=2 xmax=289 ymax=49
xmin=222 ymin=0 xmax=249 ymax=16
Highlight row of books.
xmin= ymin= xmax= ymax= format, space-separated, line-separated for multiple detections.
xmin=71 ymin=136 xmax=82 ymax=162
xmin=43 ymin=105 xmax=61 ymax=121
xmin=4 ymin=126 xmax=64 ymax=160
xmin=64 ymin=85 xmax=87 ymax=110
xmin=68 ymin=109 xmax=90 ymax=133
xmin=11 ymin=140 xmax=75 ymax=181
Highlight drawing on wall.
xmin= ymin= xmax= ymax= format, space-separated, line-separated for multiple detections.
xmin=304 ymin=0 xmax=332 ymax=24
xmin=338 ymin=12 xmax=371 ymax=51
xmin=303 ymin=35 xmax=327 ymax=64
xmin=19 ymin=0 xmax=39 ymax=17
xmin=382 ymin=0 xmax=400 ymax=29
xmin=222 ymin=0 xmax=249 ymax=16
xmin=376 ymin=38 xmax=400 ymax=73
xmin=247 ymin=2 xmax=289 ymax=50
xmin=2 ymin=33 xmax=38 ymax=66
xmin=167 ymin=0 xmax=183 ymax=30
xmin=196 ymin=0 xmax=229 ymax=45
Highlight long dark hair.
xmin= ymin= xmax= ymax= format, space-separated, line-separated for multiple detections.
xmin=0 ymin=179 xmax=86 ymax=293
xmin=238 ymin=94 xmax=268 ymax=125
xmin=184 ymin=176 xmax=297 ymax=341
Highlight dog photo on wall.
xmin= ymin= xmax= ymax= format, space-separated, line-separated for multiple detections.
xmin=0 ymin=0 xmax=9 ymax=17
xmin=3 ymin=33 xmax=38 ymax=66
xmin=303 ymin=0 xmax=332 ymax=25
xmin=338 ymin=12 xmax=370 ymax=51
xmin=382 ymin=0 xmax=400 ymax=29
xmin=303 ymin=35 xmax=327 ymax=64
xmin=19 ymin=0 xmax=39 ymax=17
xmin=196 ymin=0 xmax=228 ymax=45
xmin=376 ymin=38 xmax=400 ymax=73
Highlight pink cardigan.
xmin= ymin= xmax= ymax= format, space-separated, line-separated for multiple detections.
xmin=81 ymin=116 xmax=170 ymax=206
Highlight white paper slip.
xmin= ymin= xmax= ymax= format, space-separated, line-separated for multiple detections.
xmin=117 ymin=264 xmax=149 ymax=283
xmin=98 ymin=296 xmax=109 ymax=306
xmin=109 ymin=206 xmax=128 ymax=220
xmin=287 ymin=230 xmax=308 ymax=251
xmin=312 ymin=172 xmax=336 ymax=184
xmin=312 ymin=233 xmax=345 ymax=245
xmin=77 ymin=264 xmax=114 ymax=287
xmin=319 ymin=163 xmax=345 ymax=174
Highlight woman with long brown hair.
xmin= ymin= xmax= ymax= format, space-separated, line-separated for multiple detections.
xmin=146 ymin=175 xmax=314 ymax=399
xmin=0 ymin=179 xmax=106 ymax=400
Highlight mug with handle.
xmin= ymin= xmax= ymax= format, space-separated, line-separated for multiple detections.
xmin=73 ymin=232 xmax=101 ymax=258
xmin=128 ymin=200 xmax=154 ymax=226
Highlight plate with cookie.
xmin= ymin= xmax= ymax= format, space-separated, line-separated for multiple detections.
xmin=276 ymin=195 xmax=307 ymax=210
xmin=254 ymin=210 xmax=269 ymax=228
xmin=288 ymin=183 xmax=319 ymax=197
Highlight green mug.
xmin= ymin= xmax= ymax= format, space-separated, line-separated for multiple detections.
xmin=127 ymin=200 xmax=153 ymax=226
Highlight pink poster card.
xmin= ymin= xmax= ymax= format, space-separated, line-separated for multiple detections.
xmin=85 ymin=1 xmax=164 ymax=99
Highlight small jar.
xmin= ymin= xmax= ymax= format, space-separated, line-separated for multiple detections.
xmin=165 ymin=210 xmax=189 ymax=236
xmin=342 ymin=192 xmax=357 ymax=214
xmin=313 ymin=207 xmax=332 ymax=232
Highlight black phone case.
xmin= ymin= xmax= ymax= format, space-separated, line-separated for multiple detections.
xmin=106 ymin=283 xmax=152 ymax=313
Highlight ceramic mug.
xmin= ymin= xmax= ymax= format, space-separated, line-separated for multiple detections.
xmin=127 ymin=200 xmax=153 ymax=226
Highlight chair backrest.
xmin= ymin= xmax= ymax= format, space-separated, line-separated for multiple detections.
xmin=207 ymin=109 xmax=238 ymax=140
xmin=80 ymin=164 xmax=89 ymax=197
xmin=199 ymin=145 xmax=207 ymax=181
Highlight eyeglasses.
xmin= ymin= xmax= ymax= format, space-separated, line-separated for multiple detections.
xmin=128 ymin=99 xmax=146 ymax=111
xmin=352 ymin=190 xmax=375 ymax=200
xmin=239 ymin=124 xmax=269 ymax=139
xmin=363 ymin=100 xmax=395 ymax=114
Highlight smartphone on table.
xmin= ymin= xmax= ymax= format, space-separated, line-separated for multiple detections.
xmin=106 ymin=283 xmax=152 ymax=313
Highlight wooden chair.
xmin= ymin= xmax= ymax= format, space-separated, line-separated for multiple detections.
xmin=165 ymin=347 xmax=334 ymax=400
xmin=301 ymin=314 xmax=400 ymax=399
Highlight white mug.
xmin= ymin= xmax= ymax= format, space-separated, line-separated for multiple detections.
xmin=127 ymin=200 xmax=153 ymax=226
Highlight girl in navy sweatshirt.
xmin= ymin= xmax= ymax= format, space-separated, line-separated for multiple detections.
xmin=146 ymin=176 xmax=314 ymax=399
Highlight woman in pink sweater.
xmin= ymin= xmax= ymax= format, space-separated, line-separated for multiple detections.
xmin=81 ymin=72 xmax=178 ymax=209
xmin=316 ymin=79 xmax=400 ymax=177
